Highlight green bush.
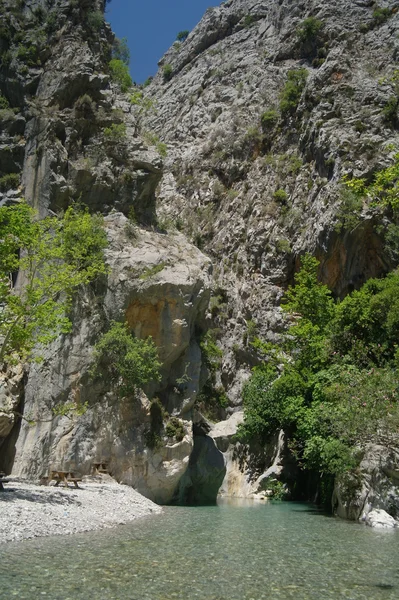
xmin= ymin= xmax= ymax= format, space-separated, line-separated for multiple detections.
xmin=162 ymin=64 xmax=173 ymax=82
xmin=0 ymin=93 xmax=9 ymax=109
xmin=343 ymin=152 xmax=399 ymax=211
xmin=239 ymin=255 xmax=399 ymax=480
xmin=261 ymin=109 xmax=279 ymax=131
xmin=91 ymin=321 xmax=162 ymax=397
xmin=275 ymin=238 xmax=291 ymax=254
xmin=265 ymin=479 xmax=287 ymax=500
xmin=145 ymin=398 xmax=166 ymax=449
xmin=279 ymin=69 xmax=308 ymax=115
xmin=383 ymin=223 xmax=399 ymax=263
xmin=243 ymin=15 xmax=255 ymax=28
xmin=112 ymin=37 xmax=130 ymax=66
xmin=109 ymin=59 xmax=132 ymax=92
xmin=382 ymin=96 xmax=398 ymax=127
xmin=142 ymin=131 xmax=168 ymax=157
xmin=200 ymin=330 xmax=223 ymax=372
xmin=0 ymin=203 xmax=108 ymax=364
xmin=165 ymin=417 xmax=185 ymax=441
xmin=195 ymin=382 xmax=229 ymax=422
xmin=273 ymin=189 xmax=288 ymax=203
xmin=139 ymin=262 xmax=166 ymax=280
xmin=33 ymin=5 xmax=45 ymax=23
xmin=45 ymin=12 xmax=58 ymax=35
xmin=297 ymin=17 xmax=323 ymax=43
xmin=0 ymin=173 xmax=20 ymax=192
xmin=103 ymin=123 xmax=127 ymax=142
xmin=87 ymin=10 xmax=104 ymax=31
xmin=16 ymin=44 xmax=40 ymax=67
xmin=74 ymin=94 xmax=96 ymax=116
xmin=176 ymin=30 xmax=189 ymax=42
xmin=372 ymin=7 xmax=391 ymax=25
xmin=334 ymin=188 xmax=363 ymax=233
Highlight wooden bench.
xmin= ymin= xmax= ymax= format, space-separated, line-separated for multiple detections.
xmin=91 ymin=462 xmax=110 ymax=475
xmin=0 ymin=477 xmax=10 ymax=491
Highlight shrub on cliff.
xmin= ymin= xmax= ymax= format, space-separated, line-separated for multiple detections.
xmin=0 ymin=173 xmax=20 ymax=192
xmin=297 ymin=17 xmax=323 ymax=44
xmin=279 ymin=68 xmax=308 ymax=115
xmin=176 ymin=30 xmax=189 ymax=42
xmin=87 ymin=10 xmax=104 ymax=31
xmin=104 ymin=122 xmax=127 ymax=142
xmin=109 ymin=58 xmax=132 ymax=92
xmin=162 ymin=64 xmax=173 ymax=82
xmin=297 ymin=17 xmax=323 ymax=59
xmin=261 ymin=109 xmax=279 ymax=131
xmin=91 ymin=321 xmax=161 ymax=396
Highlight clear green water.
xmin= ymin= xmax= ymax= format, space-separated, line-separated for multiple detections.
xmin=1 ymin=500 xmax=399 ymax=600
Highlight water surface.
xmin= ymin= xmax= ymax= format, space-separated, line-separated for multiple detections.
xmin=1 ymin=500 xmax=399 ymax=599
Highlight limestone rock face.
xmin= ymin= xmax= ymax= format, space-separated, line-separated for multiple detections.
xmin=141 ymin=0 xmax=399 ymax=406
xmin=174 ymin=433 xmax=226 ymax=505
xmin=333 ymin=444 xmax=399 ymax=527
xmin=0 ymin=0 xmax=226 ymax=504
xmin=1 ymin=0 xmax=161 ymax=220
xmin=0 ymin=366 xmax=24 ymax=439
xmin=210 ymin=413 xmax=289 ymax=499
xmin=7 ymin=214 xmax=212 ymax=504
xmin=136 ymin=0 xmax=399 ymax=514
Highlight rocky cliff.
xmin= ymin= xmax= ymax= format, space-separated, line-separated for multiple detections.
xmin=1 ymin=0 xmax=399 ymax=519
xmin=0 ymin=0 xmax=225 ymax=505
xmin=139 ymin=0 xmax=399 ymax=519
xmin=144 ymin=0 xmax=399 ymax=369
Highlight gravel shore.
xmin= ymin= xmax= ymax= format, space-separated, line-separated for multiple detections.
xmin=0 ymin=477 xmax=162 ymax=543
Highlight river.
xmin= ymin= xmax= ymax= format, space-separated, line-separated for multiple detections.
xmin=1 ymin=499 xmax=398 ymax=599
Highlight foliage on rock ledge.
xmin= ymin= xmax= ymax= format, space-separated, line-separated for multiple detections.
xmin=344 ymin=153 xmax=399 ymax=211
xmin=91 ymin=321 xmax=161 ymax=397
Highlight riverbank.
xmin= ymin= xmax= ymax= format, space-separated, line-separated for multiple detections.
xmin=0 ymin=478 xmax=162 ymax=543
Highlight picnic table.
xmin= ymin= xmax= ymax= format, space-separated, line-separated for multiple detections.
xmin=49 ymin=470 xmax=82 ymax=489
xmin=91 ymin=462 xmax=110 ymax=475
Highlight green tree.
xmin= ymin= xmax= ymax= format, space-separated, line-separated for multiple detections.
xmin=239 ymin=256 xmax=399 ymax=481
xmin=283 ymin=254 xmax=335 ymax=329
xmin=0 ymin=202 xmax=108 ymax=366
xmin=91 ymin=321 xmax=162 ymax=396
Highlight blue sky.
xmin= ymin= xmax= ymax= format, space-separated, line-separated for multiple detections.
xmin=106 ymin=0 xmax=221 ymax=83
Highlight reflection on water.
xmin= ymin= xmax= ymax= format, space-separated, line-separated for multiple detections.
xmin=1 ymin=501 xmax=399 ymax=600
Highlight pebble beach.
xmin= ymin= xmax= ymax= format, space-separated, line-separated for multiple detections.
xmin=0 ymin=478 xmax=162 ymax=543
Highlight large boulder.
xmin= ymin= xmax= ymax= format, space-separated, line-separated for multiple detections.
xmin=333 ymin=443 xmax=399 ymax=528
xmin=173 ymin=433 xmax=226 ymax=505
